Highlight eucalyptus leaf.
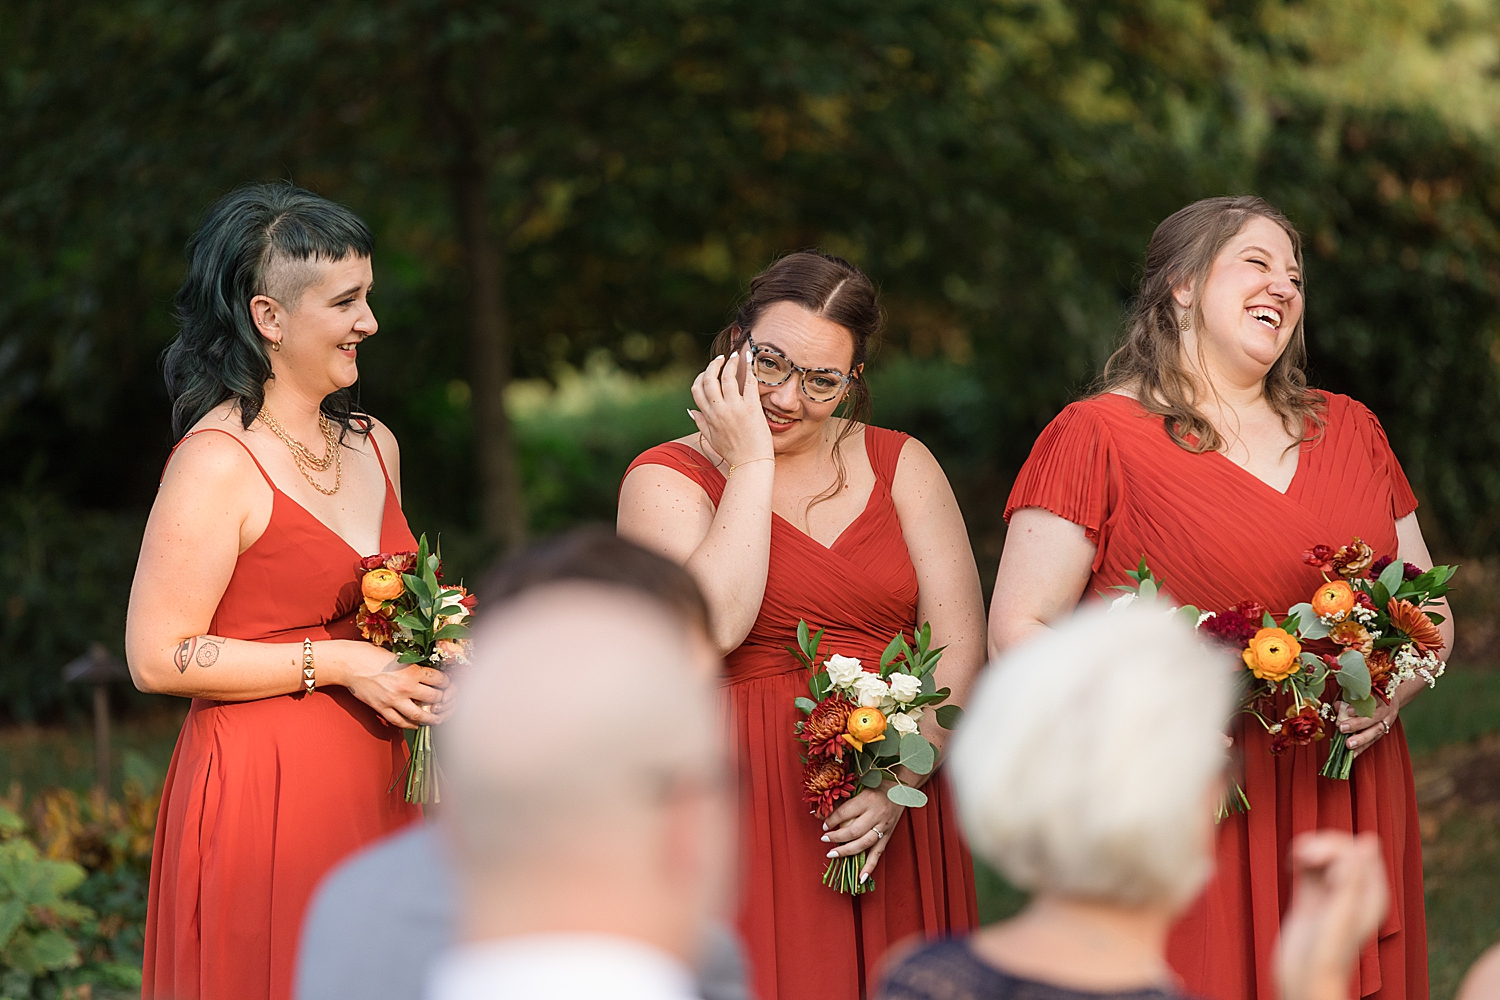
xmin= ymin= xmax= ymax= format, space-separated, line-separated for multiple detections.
xmin=794 ymin=697 xmax=817 ymax=715
xmin=1287 ymin=603 xmax=1328 ymax=639
xmin=887 ymin=784 xmax=928 ymax=808
xmin=1348 ymin=693 xmax=1379 ymax=718
xmin=1335 ymin=650 xmax=1372 ymax=700
xmin=1138 ymin=577 xmax=1158 ymax=602
xmin=872 ymin=737 xmax=902 ymax=758
xmin=899 ymin=733 xmax=935 ymax=775
xmin=920 ymin=671 xmax=936 ymax=697
xmin=860 ymin=770 xmax=884 ymax=789
xmin=935 ymin=704 xmax=964 ymax=729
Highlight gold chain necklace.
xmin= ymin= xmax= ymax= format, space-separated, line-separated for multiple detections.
xmin=257 ymin=405 xmax=343 ymax=495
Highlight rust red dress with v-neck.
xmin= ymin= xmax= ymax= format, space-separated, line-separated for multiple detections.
xmin=1005 ymin=391 xmax=1427 ymax=1000
xmin=142 ymin=428 xmax=421 ymax=1000
xmin=626 ymin=426 xmax=979 ymax=1000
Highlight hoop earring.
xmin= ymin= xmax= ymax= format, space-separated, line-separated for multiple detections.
xmin=270 ymin=340 xmax=282 ymax=352
xmin=1178 ymin=311 xmax=1191 ymax=332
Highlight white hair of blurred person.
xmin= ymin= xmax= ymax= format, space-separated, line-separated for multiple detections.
xmin=950 ymin=603 xmax=1234 ymax=908
xmin=440 ymin=581 xmax=732 ymax=962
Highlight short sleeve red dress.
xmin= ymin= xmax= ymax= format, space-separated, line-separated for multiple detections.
xmin=142 ymin=428 xmax=422 ymax=1000
xmin=1005 ymin=391 xmax=1427 ymax=1000
xmin=626 ymin=427 xmax=979 ymax=1000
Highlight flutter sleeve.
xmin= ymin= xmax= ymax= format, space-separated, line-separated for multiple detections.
xmin=1354 ymin=401 xmax=1418 ymax=519
xmin=1005 ymin=400 xmax=1118 ymax=558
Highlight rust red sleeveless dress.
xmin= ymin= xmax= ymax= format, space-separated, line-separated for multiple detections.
xmin=626 ymin=426 xmax=979 ymax=1000
xmin=142 ymin=428 xmax=422 ymax=1000
xmin=1006 ymin=391 xmax=1427 ymax=1000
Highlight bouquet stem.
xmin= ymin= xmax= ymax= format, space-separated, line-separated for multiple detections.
xmin=1215 ymin=779 xmax=1250 ymax=822
xmin=400 ymin=724 xmax=441 ymax=804
xmin=822 ymin=851 xmax=874 ymax=895
xmin=1319 ymin=729 xmax=1355 ymax=781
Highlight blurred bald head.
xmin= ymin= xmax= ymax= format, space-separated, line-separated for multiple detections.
xmin=445 ymin=580 xmax=722 ymax=862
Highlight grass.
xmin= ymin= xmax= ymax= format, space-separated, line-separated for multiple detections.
xmin=2 ymin=669 xmax=1497 ymax=996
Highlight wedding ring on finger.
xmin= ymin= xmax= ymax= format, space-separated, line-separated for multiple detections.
xmin=875 ymin=827 xmax=883 ymax=840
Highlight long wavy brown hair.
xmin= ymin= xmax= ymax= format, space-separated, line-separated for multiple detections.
xmin=710 ymin=250 xmax=882 ymax=508
xmin=1099 ymin=195 xmax=1324 ymax=453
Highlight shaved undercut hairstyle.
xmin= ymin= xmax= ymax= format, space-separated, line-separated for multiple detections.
xmin=478 ymin=526 xmax=710 ymax=634
xmin=163 ymin=181 xmax=375 ymax=439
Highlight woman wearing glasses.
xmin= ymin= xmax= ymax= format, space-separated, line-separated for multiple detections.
xmin=619 ymin=252 xmax=984 ymax=1000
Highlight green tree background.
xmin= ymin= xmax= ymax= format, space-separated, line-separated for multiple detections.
xmin=5 ymin=0 xmax=1500 ymax=719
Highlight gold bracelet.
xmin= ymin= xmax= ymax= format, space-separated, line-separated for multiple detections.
xmin=727 ymin=456 xmax=775 ymax=478
xmin=301 ymin=638 xmax=316 ymax=693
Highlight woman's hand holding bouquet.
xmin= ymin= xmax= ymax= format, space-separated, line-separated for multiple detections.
xmin=354 ymin=534 xmax=475 ymax=804
xmin=1115 ymin=538 xmax=1452 ymax=812
xmin=791 ymin=621 xmax=963 ymax=894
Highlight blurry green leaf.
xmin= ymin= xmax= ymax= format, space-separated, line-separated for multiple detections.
xmin=935 ymin=704 xmax=964 ymax=730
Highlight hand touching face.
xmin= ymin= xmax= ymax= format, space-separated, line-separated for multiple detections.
xmin=744 ymin=300 xmax=858 ymax=454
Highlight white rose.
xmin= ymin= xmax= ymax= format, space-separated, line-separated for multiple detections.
xmin=887 ymin=672 xmax=922 ymax=704
xmin=889 ymin=711 xmax=921 ymax=736
xmin=851 ymin=673 xmax=890 ymax=708
xmin=824 ymin=654 xmax=864 ymax=691
xmin=1111 ymin=593 xmax=1139 ymax=610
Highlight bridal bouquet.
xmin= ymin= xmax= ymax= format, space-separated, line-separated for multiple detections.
xmin=354 ymin=534 xmax=475 ymax=804
xmin=1115 ymin=538 xmax=1451 ymax=809
xmin=790 ymin=620 xmax=963 ymax=894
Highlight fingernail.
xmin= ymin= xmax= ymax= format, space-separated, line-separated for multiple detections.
xmin=860 ymin=872 xmax=869 ymax=884
xmin=821 ymin=834 xmax=830 ymax=842
xmin=716 ymin=354 xmax=724 ymax=360
xmin=826 ymin=849 xmax=839 ymax=858
xmin=821 ymin=823 xmax=829 ymax=831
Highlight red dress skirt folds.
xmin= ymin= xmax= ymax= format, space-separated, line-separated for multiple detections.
xmin=143 ymin=428 xmax=421 ymax=1000
xmin=1005 ymin=391 xmax=1427 ymax=1000
xmin=627 ymin=426 xmax=978 ymax=1000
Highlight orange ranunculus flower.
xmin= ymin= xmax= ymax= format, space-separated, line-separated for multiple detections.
xmin=362 ymin=567 xmax=404 ymax=611
xmin=1310 ymin=580 xmax=1356 ymax=621
xmin=843 ymin=707 xmax=888 ymax=752
xmin=1242 ymin=627 xmax=1302 ymax=682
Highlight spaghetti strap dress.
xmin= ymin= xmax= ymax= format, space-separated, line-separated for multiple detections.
xmin=626 ymin=426 xmax=979 ymax=1000
xmin=142 ymin=427 xmax=422 ymax=1000
xmin=1004 ymin=391 xmax=1427 ymax=1000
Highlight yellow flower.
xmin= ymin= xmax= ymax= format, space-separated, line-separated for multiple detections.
xmin=1242 ymin=627 xmax=1302 ymax=682
xmin=361 ymin=568 xmax=404 ymax=611
xmin=842 ymin=707 xmax=887 ymax=752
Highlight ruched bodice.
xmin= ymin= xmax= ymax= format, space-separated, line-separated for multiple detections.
xmin=143 ymin=427 xmax=421 ymax=1000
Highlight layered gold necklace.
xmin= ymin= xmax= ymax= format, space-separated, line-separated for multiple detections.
xmin=257 ymin=405 xmax=343 ymax=495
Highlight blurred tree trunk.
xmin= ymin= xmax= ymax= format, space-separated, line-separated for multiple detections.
xmin=447 ymin=126 xmax=526 ymax=550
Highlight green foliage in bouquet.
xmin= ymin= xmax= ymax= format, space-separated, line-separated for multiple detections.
xmin=790 ymin=620 xmax=963 ymax=894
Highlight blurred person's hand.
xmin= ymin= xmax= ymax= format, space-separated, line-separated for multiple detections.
xmin=821 ymin=784 xmax=908 ymax=884
xmin=687 ymin=351 xmax=775 ymax=469
xmin=1274 ymin=832 xmax=1388 ymax=1000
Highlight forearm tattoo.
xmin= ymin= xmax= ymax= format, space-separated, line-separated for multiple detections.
xmin=174 ymin=635 xmax=226 ymax=673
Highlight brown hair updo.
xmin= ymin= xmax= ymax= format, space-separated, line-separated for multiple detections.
xmin=710 ymin=251 xmax=883 ymax=507
xmin=1099 ymin=195 xmax=1324 ymax=453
